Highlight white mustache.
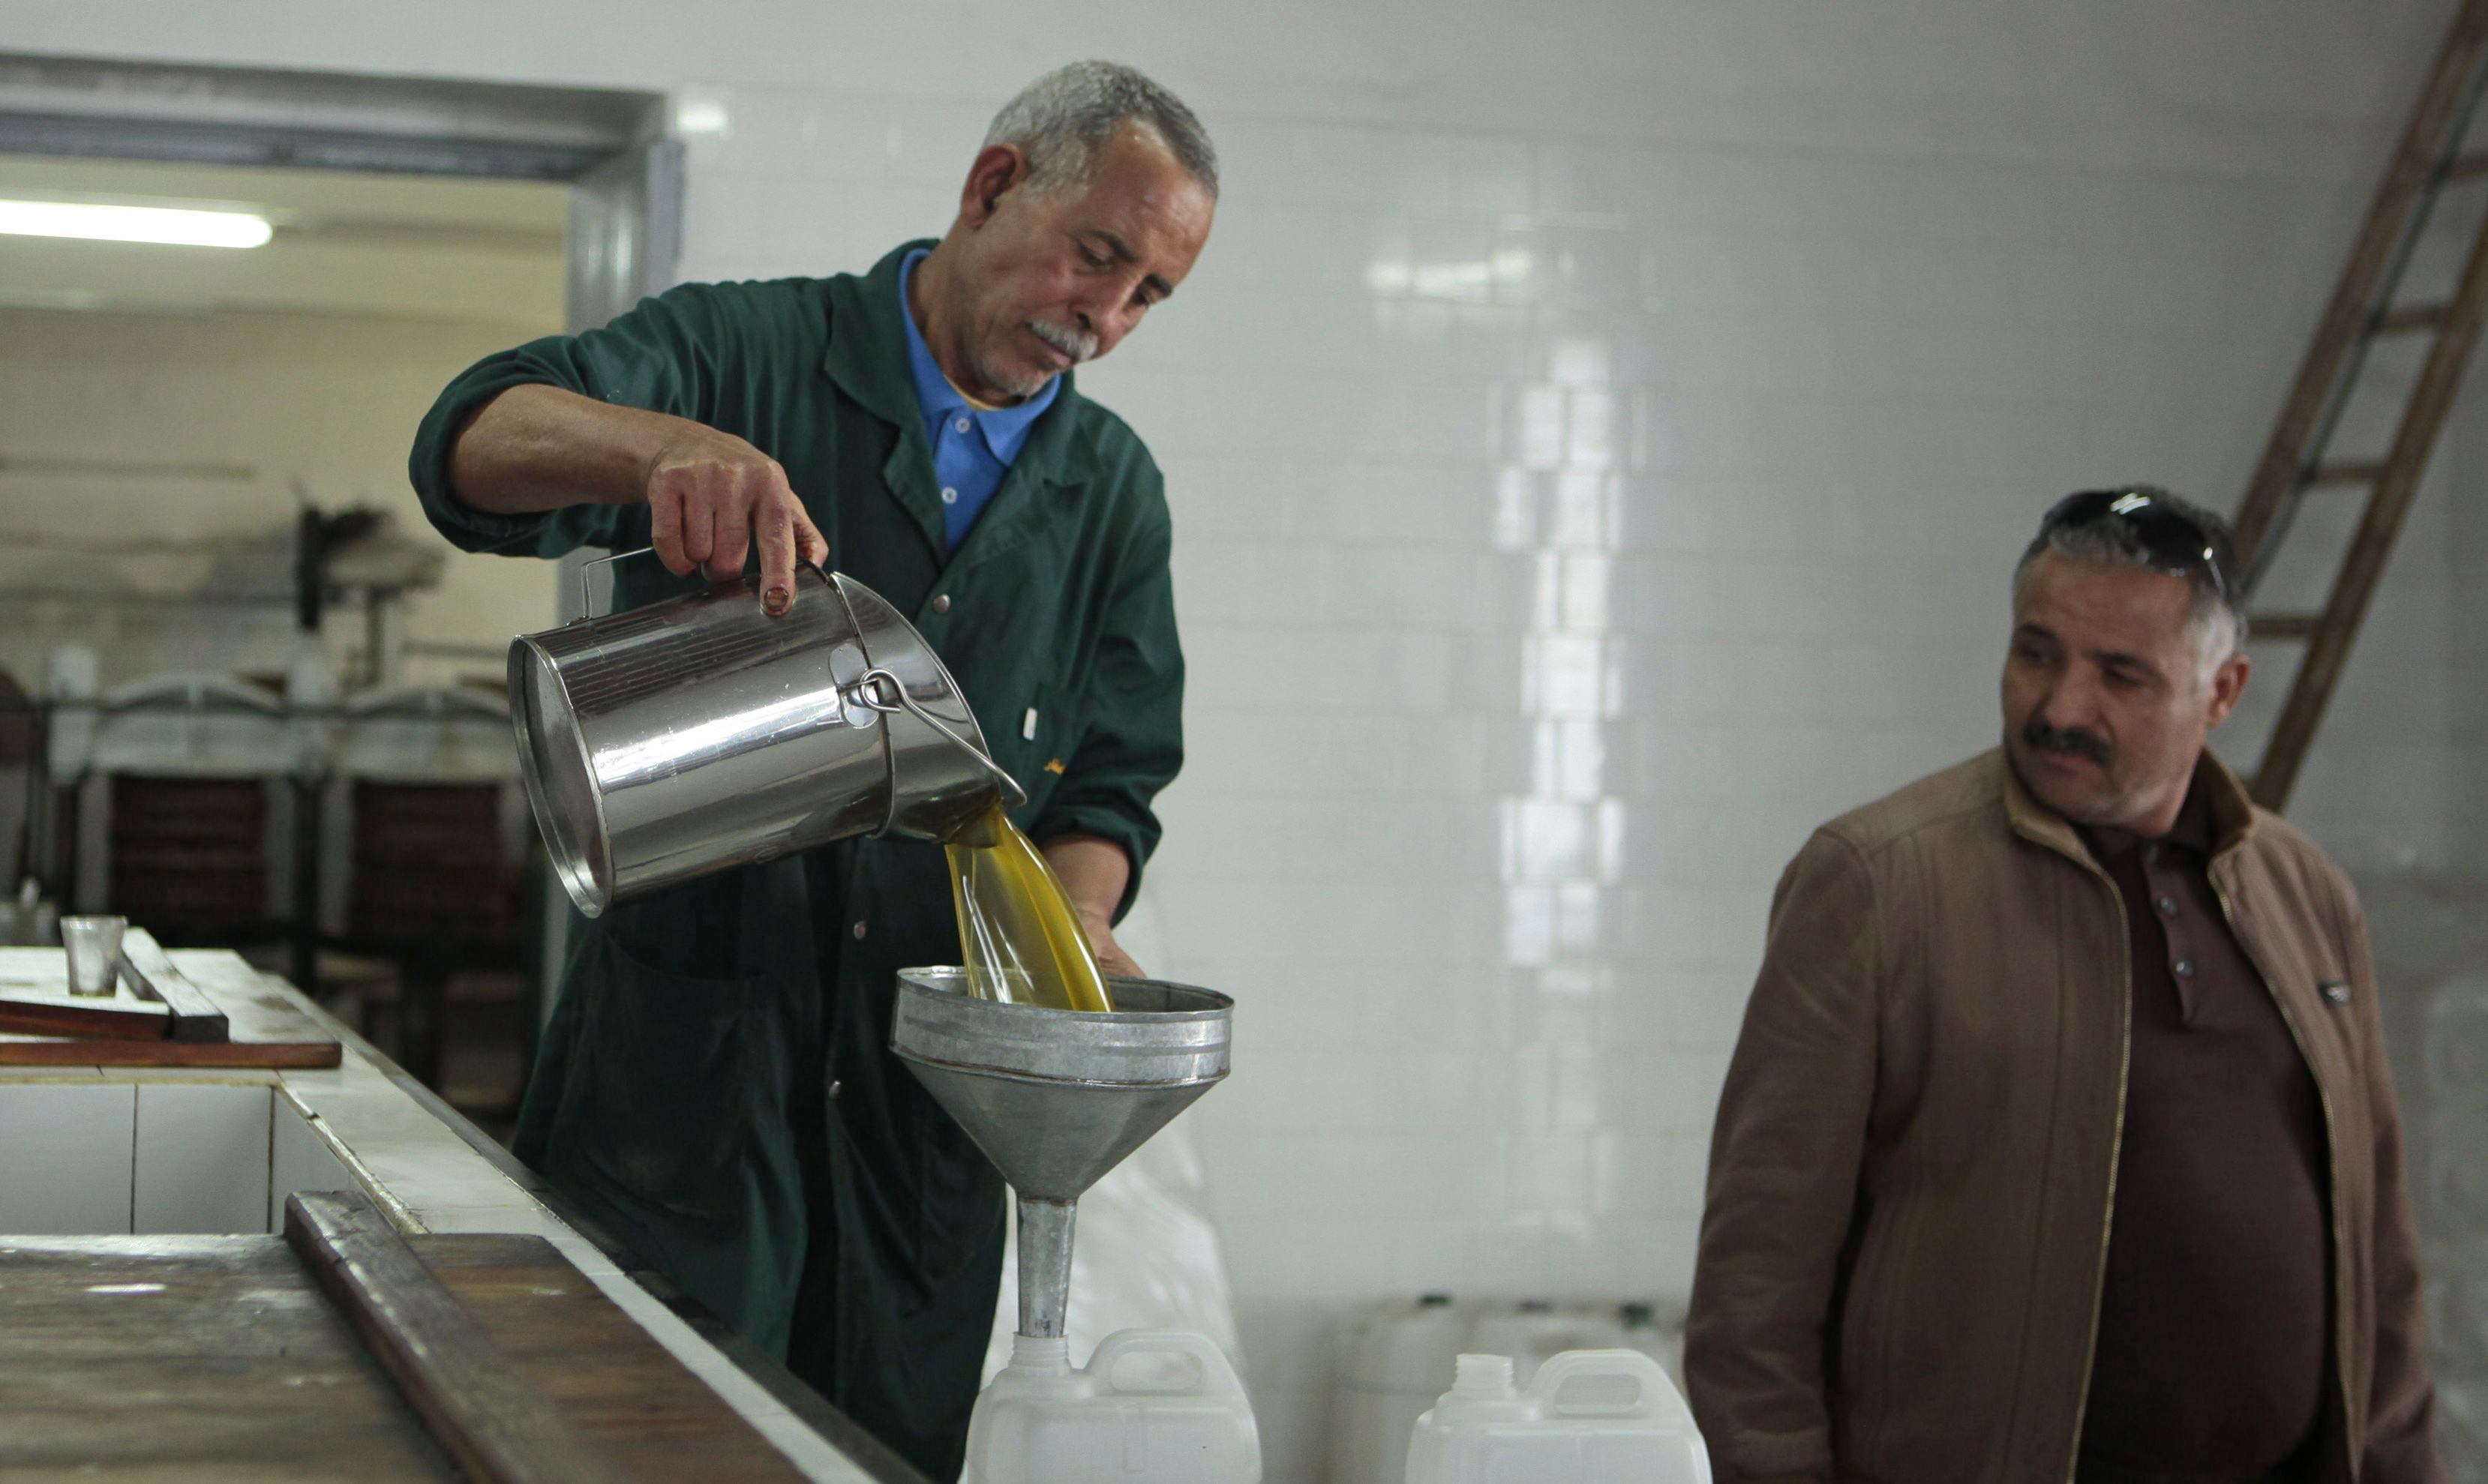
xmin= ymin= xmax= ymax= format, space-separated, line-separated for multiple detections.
xmin=1028 ymin=319 xmax=1098 ymax=364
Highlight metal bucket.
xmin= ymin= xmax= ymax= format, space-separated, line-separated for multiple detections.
xmin=507 ymin=556 xmax=1017 ymax=917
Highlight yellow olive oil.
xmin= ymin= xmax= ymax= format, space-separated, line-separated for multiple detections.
xmin=943 ymin=800 xmax=1115 ymax=1012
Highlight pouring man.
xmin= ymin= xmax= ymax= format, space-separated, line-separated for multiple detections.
xmin=407 ymin=61 xmax=1213 ymax=1479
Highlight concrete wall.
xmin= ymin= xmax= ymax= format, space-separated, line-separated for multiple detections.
xmin=0 ymin=157 xmax=566 ymax=694
xmin=0 ymin=305 xmax=562 ymax=693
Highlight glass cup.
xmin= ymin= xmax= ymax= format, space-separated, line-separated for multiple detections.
xmin=60 ymin=915 xmax=127 ymax=998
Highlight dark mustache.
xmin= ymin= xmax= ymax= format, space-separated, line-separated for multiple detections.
xmin=2021 ymin=718 xmax=2111 ymax=766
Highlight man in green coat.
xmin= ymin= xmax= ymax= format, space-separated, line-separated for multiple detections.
xmin=404 ymin=61 xmax=1214 ymax=1480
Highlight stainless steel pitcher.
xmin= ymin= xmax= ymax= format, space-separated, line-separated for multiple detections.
xmin=507 ymin=555 xmax=1019 ymax=917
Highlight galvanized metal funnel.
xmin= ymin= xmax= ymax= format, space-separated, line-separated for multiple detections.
xmin=892 ymin=966 xmax=1232 ymax=1339
xmin=892 ymin=967 xmax=1232 ymax=1199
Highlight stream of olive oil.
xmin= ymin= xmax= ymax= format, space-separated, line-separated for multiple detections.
xmin=943 ymin=799 xmax=1115 ymax=1012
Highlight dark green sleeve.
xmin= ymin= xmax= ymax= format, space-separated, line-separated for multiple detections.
xmin=405 ymin=283 xmax=744 ymax=558
xmin=1032 ymin=501 xmax=1184 ymax=923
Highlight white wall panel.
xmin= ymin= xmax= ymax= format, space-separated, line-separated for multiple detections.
xmin=0 ymin=1082 xmax=137 ymax=1234
xmin=132 ymin=1083 xmax=273 ymax=1235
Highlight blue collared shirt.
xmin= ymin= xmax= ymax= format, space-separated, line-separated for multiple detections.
xmin=898 ymin=248 xmax=1060 ymax=550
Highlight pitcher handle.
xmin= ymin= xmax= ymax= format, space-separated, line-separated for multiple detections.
xmin=856 ymin=665 xmax=1030 ymax=812
xmin=584 ymin=546 xmax=842 ymax=617
xmin=578 ymin=545 xmax=660 ymax=618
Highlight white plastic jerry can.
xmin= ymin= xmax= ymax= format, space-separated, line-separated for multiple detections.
xmin=964 ymin=1330 xmax=1262 ymax=1484
xmin=1331 ymin=1294 xmax=1471 ymax=1484
xmin=1465 ymin=1302 xmax=1629 ymax=1387
xmin=1403 ymin=1350 xmax=1712 ymax=1484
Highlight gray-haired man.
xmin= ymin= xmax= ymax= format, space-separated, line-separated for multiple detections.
xmin=1685 ymin=490 xmax=2444 ymax=1483
xmin=407 ymin=61 xmax=1214 ymax=1476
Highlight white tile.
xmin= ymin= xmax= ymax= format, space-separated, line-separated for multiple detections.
xmin=134 ymin=1084 xmax=273 ymax=1235
xmin=0 ymin=1083 xmax=136 ymax=1234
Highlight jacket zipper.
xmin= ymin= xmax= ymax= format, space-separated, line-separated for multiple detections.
xmin=2061 ymin=863 xmax=2133 ymax=1484
xmin=2210 ymin=874 xmax=2356 ymax=1479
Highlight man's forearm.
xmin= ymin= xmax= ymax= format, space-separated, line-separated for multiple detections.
xmin=449 ymin=384 xmax=695 ymax=514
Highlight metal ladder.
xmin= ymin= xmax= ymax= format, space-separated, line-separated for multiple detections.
xmin=2234 ymin=0 xmax=2488 ymax=809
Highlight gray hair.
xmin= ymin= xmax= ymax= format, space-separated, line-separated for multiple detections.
xmin=2012 ymin=486 xmax=2247 ymax=682
xmin=983 ymin=61 xmax=1219 ymax=201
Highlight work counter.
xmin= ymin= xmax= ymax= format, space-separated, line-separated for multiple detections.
xmin=0 ymin=946 xmax=927 ymax=1483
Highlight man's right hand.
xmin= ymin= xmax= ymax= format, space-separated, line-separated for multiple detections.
xmin=447 ymin=385 xmax=830 ymax=618
xmin=645 ymin=427 xmax=830 ymax=618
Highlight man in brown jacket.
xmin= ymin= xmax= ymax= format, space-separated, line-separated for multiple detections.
xmin=1685 ymin=489 xmax=2444 ymax=1484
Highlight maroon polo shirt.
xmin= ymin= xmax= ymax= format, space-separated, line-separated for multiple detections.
xmin=2072 ymin=789 xmax=2333 ymax=1484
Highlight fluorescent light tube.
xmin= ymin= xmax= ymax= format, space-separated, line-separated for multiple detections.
xmin=0 ymin=199 xmax=272 ymax=249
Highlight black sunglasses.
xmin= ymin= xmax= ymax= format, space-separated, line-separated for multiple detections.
xmin=2037 ymin=488 xmax=2233 ymax=604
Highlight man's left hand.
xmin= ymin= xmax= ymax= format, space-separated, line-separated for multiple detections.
xmin=1080 ymin=910 xmax=1145 ymax=980
xmin=1038 ymin=833 xmax=1142 ymax=980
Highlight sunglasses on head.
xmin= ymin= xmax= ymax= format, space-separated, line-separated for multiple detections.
xmin=2037 ymin=488 xmax=2233 ymax=604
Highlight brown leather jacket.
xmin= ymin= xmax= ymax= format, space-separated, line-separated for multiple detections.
xmin=1685 ymin=749 xmax=2442 ymax=1483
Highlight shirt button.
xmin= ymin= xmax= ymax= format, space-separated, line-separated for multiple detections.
xmin=851 ymin=921 xmax=868 ymax=941
xmin=2156 ymin=896 xmax=2179 ymax=917
xmin=932 ymin=594 xmax=952 ymax=614
xmin=2173 ymin=959 xmax=2194 ymax=978
xmin=828 ymin=1079 xmax=843 ymax=1100
xmin=941 ymin=487 xmax=959 ymax=504
xmin=953 ymin=417 xmax=971 ymax=433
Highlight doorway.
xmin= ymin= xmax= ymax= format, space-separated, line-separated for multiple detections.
xmin=0 ymin=52 xmax=673 ymax=1127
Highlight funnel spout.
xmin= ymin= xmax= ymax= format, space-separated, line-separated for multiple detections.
xmin=1017 ymin=1197 xmax=1076 ymax=1339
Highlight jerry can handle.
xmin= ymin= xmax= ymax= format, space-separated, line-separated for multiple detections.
xmin=857 ymin=666 xmax=1029 ymax=811
xmin=1528 ymin=1348 xmax=1669 ymax=1419
xmin=1088 ymin=1330 xmax=1246 ymax=1399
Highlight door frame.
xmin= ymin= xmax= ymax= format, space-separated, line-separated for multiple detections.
xmin=0 ymin=52 xmax=680 ymax=1045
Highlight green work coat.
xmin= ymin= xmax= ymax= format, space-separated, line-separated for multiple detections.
xmin=406 ymin=240 xmax=1184 ymax=1481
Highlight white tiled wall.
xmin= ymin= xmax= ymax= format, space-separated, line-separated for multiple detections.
xmin=14 ymin=2 xmax=2480 ymax=1477
xmin=132 ymin=1081 xmax=275 ymax=1234
xmin=0 ymin=1079 xmax=137 ymax=1234
xmin=2456 ymin=382 xmax=2488 ymax=877
xmin=0 ymin=1077 xmax=356 ymax=1237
